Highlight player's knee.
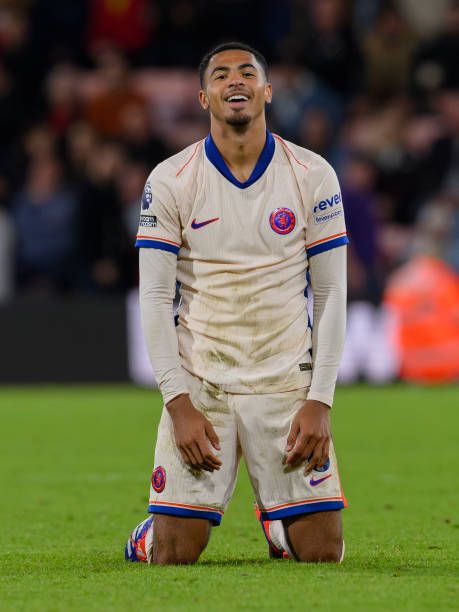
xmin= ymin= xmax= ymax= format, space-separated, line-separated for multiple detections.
xmin=152 ymin=516 xmax=209 ymax=565
xmin=295 ymin=537 xmax=343 ymax=563
xmin=285 ymin=510 xmax=343 ymax=564
xmin=154 ymin=544 xmax=202 ymax=565
xmin=154 ymin=532 xmax=206 ymax=565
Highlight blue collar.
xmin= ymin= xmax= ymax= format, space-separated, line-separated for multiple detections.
xmin=204 ymin=130 xmax=275 ymax=189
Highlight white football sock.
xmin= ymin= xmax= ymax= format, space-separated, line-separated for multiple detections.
xmin=270 ymin=521 xmax=345 ymax=562
xmin=339 ymin=540 xmax=345 ymax=563
xmin=268 ymin=520 xmax=294 ymax=558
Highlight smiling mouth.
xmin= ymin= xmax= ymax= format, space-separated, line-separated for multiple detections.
xmin=226 ymin=94 xmax=250 ymax=109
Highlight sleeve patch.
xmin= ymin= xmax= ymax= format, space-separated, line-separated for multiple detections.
xmin=141 ymin=182 xmax=153 ymax=210
xmin=313 ymin=192 xmax=343 ymax=225
xmin=314 ymin=208 xmax=343 ymax=225
xmin=139 ymin=215 xmax=157 ymax=227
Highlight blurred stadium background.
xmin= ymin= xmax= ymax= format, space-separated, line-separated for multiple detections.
xmin=1 ymin=0 xmax=458 ymax=386
xmin=0 ymin=0 xmax=458 ymax=386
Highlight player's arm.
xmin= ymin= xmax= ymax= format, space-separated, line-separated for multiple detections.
xmin=307 ymin=246 xmax=347 ymax=408
xmin=136 ymin=169 xmax=221 ymax=472
xmin=285 ymin=164 xmax=347 ymax=473
xmin=139 ymin=247 xmax=187 ymax=404
xmin=139 ymin=248 xmax=221 ymax=472
xmin=284 ymin=247 xmax=347 ymax=472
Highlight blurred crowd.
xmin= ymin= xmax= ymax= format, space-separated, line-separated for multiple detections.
xmin=0 ymin=0 xmax=458 ymax=302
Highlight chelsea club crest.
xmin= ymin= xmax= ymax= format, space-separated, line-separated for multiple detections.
xmin=151 ymin=466 xmax=166 ymax=493
xmin=269 ymin=207 xmax=296 ymax=235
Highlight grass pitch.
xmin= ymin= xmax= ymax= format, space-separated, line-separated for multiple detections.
xmin=0 ymin=384 xmax=458 ymax=611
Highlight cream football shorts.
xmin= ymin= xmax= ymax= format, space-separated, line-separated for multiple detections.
xmin=148 ymin=371 xmax=346 ymax=525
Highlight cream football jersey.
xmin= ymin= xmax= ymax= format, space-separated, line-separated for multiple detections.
xmin=136 ymin=131 xmax=348 ymax=393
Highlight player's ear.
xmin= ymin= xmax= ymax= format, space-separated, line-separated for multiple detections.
xmin=199 ymin=90 xmax=209 ymax=110
xmin=264 ymin=83 xmax=272 ymax=104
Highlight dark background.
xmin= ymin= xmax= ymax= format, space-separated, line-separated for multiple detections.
xmin=0 ymin=0 xmax=458 ymax=382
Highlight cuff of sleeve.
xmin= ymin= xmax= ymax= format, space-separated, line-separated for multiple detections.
xmin=306 ymin=234 xmax=348 ymax=258
xmin=306 ymin=389 xmax=334 ymax=408
xmin=162 ymin=387 xmax=189 ymax=406
xmin=135 ymin=237 xmax=180 ymax=254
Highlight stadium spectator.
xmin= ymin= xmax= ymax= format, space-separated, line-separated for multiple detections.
xmin=76 ymin=140 xmax=132 ymax=292
xmin=11 ymin=155 xmax=78 ymax=293
xmin=45 ymin=63 xmax=81 ymax=137
xmin=83 ymin=45 xmax=148 ymax=138
xmin=64 ymin=121 xmax=99 ymax=183
xmin=118 ymin=100 xmax=170 ymax=166
xmin=298 ymin=107 xmax=336 ymax=161
xmin=87 ymin=0 xmax=154 ymax=56
xmin=269 ymin=61 xmax=343 ymax=141
xmin=341 ymin=153 xmax=381 ymax=301
xmin=0 ymin=180 xmax=14 ymax=303
xmin=147 ymin=0 xmax=202 ymax=67
xmin=0 ymin=5 xmax=45 ymax=119
xmin=411 ymin=0 xmax=459 ymax=98
xmin=0 ymin=61 xmax=24 ymax=149
xmin=434 ymin=87 xmax=459 ymax=194
xmin=363 ymin=3 xmax=417 ymax=100
xmin=293 ymin=0 xmax=364 ymax=97
xmin=28 ymin=0 xmax=89 ymax=65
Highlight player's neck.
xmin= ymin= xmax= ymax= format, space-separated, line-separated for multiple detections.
xmin=209 ymin=119 xmax=268 ymax=183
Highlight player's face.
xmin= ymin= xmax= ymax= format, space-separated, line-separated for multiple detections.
xmin=199 ymin=50 xmax=272 ymax=127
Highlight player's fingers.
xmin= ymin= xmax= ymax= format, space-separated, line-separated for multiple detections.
xmin=190 ymin=441 xmax=213 ymax=471
xmin=285 ymin=421 xmax=300 ymax=454
xmin=205 ymin=422 xmax=221 ymax=451
xmin=201 ymin=445 xmax=222 ymax=471
xmin=203 ymin=453 xmax=222 ymax=471
xmin=285 ymin=433 xmax=309 ymax=465
xmin=195 ymin=438 xmax=221 ymax=471
xmin=179 ymin=445 xmax=196 ymax=469
xmin=184 ymin=441 xmax=203 ymax=470
xmin=316 ymin=439 xmax=330 ymax=470
xmin=300 ymin=438 xmax=319 ymax=471
xmin=304 ymin=440 xmax=324 ymax=475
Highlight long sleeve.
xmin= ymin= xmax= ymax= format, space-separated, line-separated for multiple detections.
xmin=139 ymin=247 xmax=188 ymax=404
xmin=307 ymin=245 xmax=347 ymax=407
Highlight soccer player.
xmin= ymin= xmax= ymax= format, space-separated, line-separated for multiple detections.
xmin=125 ymin=42 xmax=348 ymax=565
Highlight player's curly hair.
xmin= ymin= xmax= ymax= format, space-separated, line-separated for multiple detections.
xmin=198 ymin=42 xmax=269 ymax=87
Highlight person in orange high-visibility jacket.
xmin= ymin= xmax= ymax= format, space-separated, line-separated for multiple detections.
xmin=384 ymin=256 xmax=459 ymax=383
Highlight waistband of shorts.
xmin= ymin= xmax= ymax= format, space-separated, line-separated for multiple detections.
xmin=183 ymin=367 xmax=311 ymax=395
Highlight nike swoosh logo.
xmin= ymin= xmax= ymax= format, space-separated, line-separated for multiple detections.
xmin=191 ymin=217 xmax=220 ymax=229
xmin=309 ymin=474 xmax=332 ymax=486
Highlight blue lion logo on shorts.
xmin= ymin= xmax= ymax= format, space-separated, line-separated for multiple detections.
xmin=314 ymin=457 xmax=330 ymax=472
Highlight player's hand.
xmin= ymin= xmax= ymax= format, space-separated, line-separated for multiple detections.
xmin=283 ymin=400 xmax=331 ymax=475
xmin=166 ymin=394 xmax=222 ymax=472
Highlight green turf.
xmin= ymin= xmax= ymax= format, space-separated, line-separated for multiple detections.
xmin=1 ymin=384 xmax=458 ymax=611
